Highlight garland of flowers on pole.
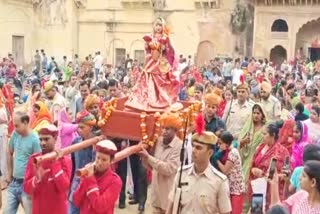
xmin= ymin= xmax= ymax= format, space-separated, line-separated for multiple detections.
xmin=98 ymin=99 xmax=202 ymax=148
xmin=139 ymin=102 xmax=202 ymax=147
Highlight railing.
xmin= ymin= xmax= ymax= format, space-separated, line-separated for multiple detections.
xmin=256 ymin=0 xmax=320 ymax=6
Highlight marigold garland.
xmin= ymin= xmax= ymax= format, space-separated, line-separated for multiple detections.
xmin=97 ymin=99 xmax=118 ymax=127
xmin=98 ymin=99 xmax=202 ymax=148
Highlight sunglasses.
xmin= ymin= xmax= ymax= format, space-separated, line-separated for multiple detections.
xmin=39 ymin=137 xmax=51 ymax=142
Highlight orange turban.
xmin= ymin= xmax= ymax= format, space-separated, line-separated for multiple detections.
xmin=204 ymin=93 xmax=221 ymax=106
xmin=159 ymin=112 xmax=183 ymax=130
xmin=84 ymin=94 xmax=101 ymax=110
xmin=212 ymin=88 xmax=223 ymax=97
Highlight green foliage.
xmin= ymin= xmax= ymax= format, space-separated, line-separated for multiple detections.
xmin=230 ymin=3 xmax=249 ymax=34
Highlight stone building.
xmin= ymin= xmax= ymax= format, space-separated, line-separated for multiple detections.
xmin=0 ymin=0 xmax=319 ymax=68
xmin=254 ymin=0 xmax=320 ymax=65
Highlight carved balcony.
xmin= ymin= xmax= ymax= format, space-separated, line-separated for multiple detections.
xmin=255 ymin=0 xmax=320 ymax=6
xmin=121 ymin=0 xmax=154 ymax=8
xmin=195 ymin=0 xmax=220 ymax=9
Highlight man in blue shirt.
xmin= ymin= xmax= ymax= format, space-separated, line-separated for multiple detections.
xmin=68 ymin=111 xmax=96 ymax=214
xmin=4 ymin=111 xmax=41 ymax=214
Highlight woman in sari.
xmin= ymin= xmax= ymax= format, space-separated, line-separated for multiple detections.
xmin=25 ymin=84 xmax=42 ymax=126
xmin=278 ymin=120 xmax=295 ymax=154
xmin=57 ymin=108 xmax=78 ymax=149
xmin=239 ymin=104 xmax=267 ymax=185
xmin=125 ymin=17 xmax=179 ymax=112
xmin=239 ymin=104 xmax=267 ymax=212
xmin=30 ymin=101 xmax=52 ymax=133
xmin=248 ymin=123 xmax=290 ymax=210
xmin=2 ymin=79 xmax=14 ymax=135
xmin=290 ymin=121 xmax=312 ymax=170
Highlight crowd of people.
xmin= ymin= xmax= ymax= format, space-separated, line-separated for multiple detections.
xmin=0 ymin=17 xmax=320 ymax=214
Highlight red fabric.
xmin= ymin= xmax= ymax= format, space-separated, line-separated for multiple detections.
xmin=125 ymin=33 xmax=180 ymax=112
xmin=73 ymin=168 xmax=122 ymax=214
xmin=221 ymin=149 xmax=230 ymax=164
xmin=248 ymin=143 xmax=289 ymax=210
xmin=2 ymin=84 xmax=14 ymax=135
xmin=257 ymin=76 xmax=264 ymax=83
xmin=147 ymin=167 xmax=152 ymax=185
xmin=8 ymin=63 xmax=17 ymax=78
xmin=278 ymin=120 xmax=295 ymax=154
xmin=231 ymin=194 xmax=244 ymax=214
xmin=23 ymin=153 xmax=72 ymax=214
xmin=217 ymin=99 xmax=227 ymax=118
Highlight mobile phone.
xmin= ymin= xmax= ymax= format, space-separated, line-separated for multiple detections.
xmin=268 ymin=158 xmax=277 ymax=180
xmin=251 ymin=193 xmax=263 ymax=214
xmin=283 ymin=156 xmax=290 ymax=176
xmin=285 ymin=156 xmax=290 ymax=170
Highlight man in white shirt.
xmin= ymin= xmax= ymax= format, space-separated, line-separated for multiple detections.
xmin=43 ymin=81 xmax=67 ymax=122
xmin=231 ymin=60 xmax=243 ymax=86
xmin=65 ymin=74 xmax=80 ymax=121
xmin=93 ymin=51 xmax=103 ymax=81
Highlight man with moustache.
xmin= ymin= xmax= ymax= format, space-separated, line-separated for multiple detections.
xmin=223 ymin=77 xmax=253 ymax=139
xmin=259 ymin=81 xmax=281 ymax=121
xmin=23 ymin=124 xmax=72 ymax=214
xmin=139 ymin=112 xmax=182 ymax=214
xmin=167 ymin=114 xmax=232 ymax=214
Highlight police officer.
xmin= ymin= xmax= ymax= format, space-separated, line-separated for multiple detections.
xmin=167 ymin=128 xmax=232 ymax=214
xmin=260 ymin=81 xmax=281 ymax=121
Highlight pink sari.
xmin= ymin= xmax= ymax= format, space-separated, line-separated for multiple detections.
xmin=249 ymin=142 xmax=290 ymax=209
xmin=290 ymin=122 xmax=312 ymax=170
xmin=57 ymin=108 xmax=78 ymax=149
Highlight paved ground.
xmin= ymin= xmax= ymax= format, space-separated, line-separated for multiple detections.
xmin=0 ymin=189 xmax=152 ymax=213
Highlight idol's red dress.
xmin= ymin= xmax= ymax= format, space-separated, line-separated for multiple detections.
xmin=125 ymin=33 xmax=179 ymax=112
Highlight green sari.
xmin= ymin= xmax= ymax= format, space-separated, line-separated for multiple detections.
xmin=239 ymin=110 xmax=266 ymax=185
xmin=239 ymin=104 xmax=267 ymax=213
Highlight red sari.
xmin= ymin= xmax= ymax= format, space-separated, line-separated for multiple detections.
xmin=2 ymin=84 xmax=14 ymax=135
xmin=248 ymin=142 xmax=289 ymax=209
xmin=125 ymin=33 xmax=179 ymax=112
xmin=278 ymin=120 xmax=295 ymax=154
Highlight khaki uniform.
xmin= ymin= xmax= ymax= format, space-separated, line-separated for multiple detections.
xmin=169 ymin=164 xmax=232 ymax=214
xmin=260 ymin=95 xmax=281 ymax=121
xmin=222 ymin=100 xmax=253 ymax=138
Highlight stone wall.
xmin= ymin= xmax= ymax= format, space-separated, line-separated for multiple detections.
xmin=253 ymin=5 xmax=320 ymax=60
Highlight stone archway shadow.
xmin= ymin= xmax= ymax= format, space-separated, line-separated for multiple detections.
xmin=295 ymin=17 xmax=320 ymax=61
xmin=196 ymin=40 xmax=214 ymax=67
xmin=270 ymin=45 xmax=287 ymax=66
